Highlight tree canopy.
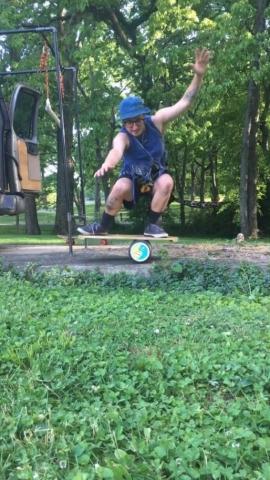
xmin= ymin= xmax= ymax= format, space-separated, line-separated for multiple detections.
xmin=1 ymin=0 xmax=270 ymax=236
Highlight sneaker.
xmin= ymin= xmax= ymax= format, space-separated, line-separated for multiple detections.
xmin=144 ymin=223 xmax=169 ymax=238
xmin=77 ymin=222 xmax=107 ymax=236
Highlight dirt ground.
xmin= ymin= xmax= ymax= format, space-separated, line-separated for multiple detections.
xmin=1 ymin=240 xmax=270 ymax=275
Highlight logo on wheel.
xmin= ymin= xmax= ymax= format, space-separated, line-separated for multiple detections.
xmin=129 ymin=241 xmax=150 ymax=263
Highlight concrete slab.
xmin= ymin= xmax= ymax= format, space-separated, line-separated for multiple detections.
xmin=1 ymin=242 xmax=270 ymax=275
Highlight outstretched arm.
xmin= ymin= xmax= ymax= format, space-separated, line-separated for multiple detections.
xmin=153 ymin=48 xmax=210 ymax=131
xmin=94 ymin=132 xmax=129 ymax=177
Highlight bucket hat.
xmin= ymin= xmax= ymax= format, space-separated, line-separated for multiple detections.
xmin=118 ymin=96 xmax=150 ymax=120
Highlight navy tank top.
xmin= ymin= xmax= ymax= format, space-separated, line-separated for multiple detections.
xmin=119 ymin=116 xmax=167 ymax=179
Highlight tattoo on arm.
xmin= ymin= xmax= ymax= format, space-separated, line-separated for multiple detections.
xmin=183 ymin=88 xmax=198 ymax=101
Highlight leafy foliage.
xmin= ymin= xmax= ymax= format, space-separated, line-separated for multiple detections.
xmin=1 ymin=263 xmax=270 ymax=478
xmin=2 ymin=257 xmax=270 ymax=296
xmin=1 ymin=0 xmax=270 ymax=234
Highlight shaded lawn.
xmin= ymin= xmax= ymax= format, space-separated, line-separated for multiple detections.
xmin=0 ymin=274 xmax=270 ymax=479
xmin=1 ymin=219 xmax=270 ymax=247
xmin=1 ymin=207 xmax=270 ymax=247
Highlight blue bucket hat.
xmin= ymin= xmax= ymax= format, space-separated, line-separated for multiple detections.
xmin=118 ymin=96 xmax=150 ymax=121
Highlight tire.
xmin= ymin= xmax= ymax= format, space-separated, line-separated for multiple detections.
xmin=128 ymin=240 xmax=152 ymax=263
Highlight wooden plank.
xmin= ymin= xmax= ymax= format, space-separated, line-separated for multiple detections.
xmin=17 ymin=139 xmax=41 ymax=192
xmin=59 ymin=234 xmax=178 ymax=242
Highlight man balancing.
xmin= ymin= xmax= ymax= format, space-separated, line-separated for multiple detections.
xmin=78 ymin=48 xmax=210 ymax=238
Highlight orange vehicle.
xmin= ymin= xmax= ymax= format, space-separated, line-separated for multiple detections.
xmin=0 ymin=83 xmax=41 ymax=215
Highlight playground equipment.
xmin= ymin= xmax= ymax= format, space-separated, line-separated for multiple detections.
xmin=0 ymin=27 xmax=177 ymax=262
xmin=0 ymin=26 xmax=85 ymax=253
xmin=64 ymin=234 xmax=178 ymax=263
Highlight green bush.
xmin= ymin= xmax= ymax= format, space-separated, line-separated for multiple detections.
xmin=180 ymin=203 xmax=239 ymax=237
xmin=1 ymin=265 xmax=270 ymax=479
xmin=2 ymin=258 xmax=269 ymax=297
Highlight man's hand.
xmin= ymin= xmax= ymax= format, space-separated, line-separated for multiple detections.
xmin=94 ymin=163 xmax=110 ymax=177
xmin=93 ymin=133 xmax=128 ymax=178
xmin=192 ymin=48 xmax=211 ymax=77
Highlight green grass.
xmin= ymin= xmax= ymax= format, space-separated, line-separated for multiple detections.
xmin=0 ymin=210 xmax=56 ymax=226
xmin=1 ymin=267 xmax=270 ymax=479
xmin=0 ymin=210 xmax=59 ymax=244
xmin=0 ymin=233 xmax=64 ymax=245
xmin=0 ymin=223 xmax=63 ymax=245
xmin=1 ymin=208 xmax=270 ymax=247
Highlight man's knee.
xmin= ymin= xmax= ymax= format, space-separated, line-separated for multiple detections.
xmin=112 ymin=179 xmax=132 ymax=197
xmin=156 ymin=175 xmax=174 ymax=196
xmin=165 ymin=176 xmax=174 ymax=192
xmin=105 ymin=179 xmax=132 ymax=212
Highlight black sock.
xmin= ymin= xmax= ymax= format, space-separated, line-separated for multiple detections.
xmin=101 ymin=211 xmax=114 ymax=230
xmin=148 ymin=210 xmax=161 ymax=225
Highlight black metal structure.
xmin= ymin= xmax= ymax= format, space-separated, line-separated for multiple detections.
xmin=0 ymin=26 xmax=85 ymax=254
xmin=0 ymin=82 xmax=41 ymax=216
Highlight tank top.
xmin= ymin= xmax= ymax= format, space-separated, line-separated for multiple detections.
xmin=119 ymin=116 xmax=167 ymax=180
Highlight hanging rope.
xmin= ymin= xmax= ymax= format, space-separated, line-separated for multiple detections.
xmin=39 ymin=42 xmax=63 ymax=127
xmin=39 ymin=42 xmax=50 ymax=98
xmin=60 ymin=70 xmax=65 ymax=99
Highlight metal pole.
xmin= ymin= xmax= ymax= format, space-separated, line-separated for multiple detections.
xmin=0 ymin=68 xmax=61 ymax=77
xmin=0 ymin=66 xmax=77 ymax=77
xmin=51 ymin=29 xmax=74 ymax=255
xmin=73 ymin=67 xmax=86 ymax=220
xmin=0 ymin=27 xmax=75 ymax=254
xmin=0 ymin=27 xmax=55 ymax=35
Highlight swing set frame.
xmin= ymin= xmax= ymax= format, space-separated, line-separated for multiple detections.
xmin=0 ymin=25 xmax=85 ymax=254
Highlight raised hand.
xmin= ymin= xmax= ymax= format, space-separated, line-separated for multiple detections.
xmin=192 ymin=48 xmax=211 ymax=77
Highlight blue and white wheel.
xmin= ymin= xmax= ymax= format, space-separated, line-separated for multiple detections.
xmin=129 ymin=240 xmax=152 ymax=263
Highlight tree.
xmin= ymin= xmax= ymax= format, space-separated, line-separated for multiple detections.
xmin=24 ymin=194 xmax=41 ymax=234
xmin=2 ymin=0 xmax=270 ymax=237
xmin=240 ymin=0 xmax=269 ymax=238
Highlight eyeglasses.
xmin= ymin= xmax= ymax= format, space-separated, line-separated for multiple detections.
xmin=123 ymin=117 xmax=144 ymax=127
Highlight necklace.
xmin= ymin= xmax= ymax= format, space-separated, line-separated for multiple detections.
xmin=138 ymin=125 xmax=147 ymax=145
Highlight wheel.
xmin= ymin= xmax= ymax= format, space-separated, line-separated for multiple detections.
xmin=128 ymin=240 xmax=152 ymax=263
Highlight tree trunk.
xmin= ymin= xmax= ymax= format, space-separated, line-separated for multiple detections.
xmin=210 ymin=150 xmax=219 ymax=203
xmin=170 ymin=146 xmax=187 ymax=231
xmin=190 ymin=162 xmax=196 ymax=201
xmin=199 ymin=158 xmax=205 ymax=203
xmin=94 ymin=178 xmax=101 ymax=220
xmin=259 ymin=83 xmax=270 ymax=158
xmin=240 ymin=0 xmax=267 ymax=238
xmin=54 ymin=69 xmax=75 ymax=235
xmin=240 ymin=79 xmax=259 ymax=238
xmin=95 ymin=138 xmax=111 ymax=208
xmin=179 ymin=146 xmax=187 ymax=230
xmin=247 ymin=81 xmax=259 ymax=238
xmin=24 ymin=193 xmax=41 ymax=235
